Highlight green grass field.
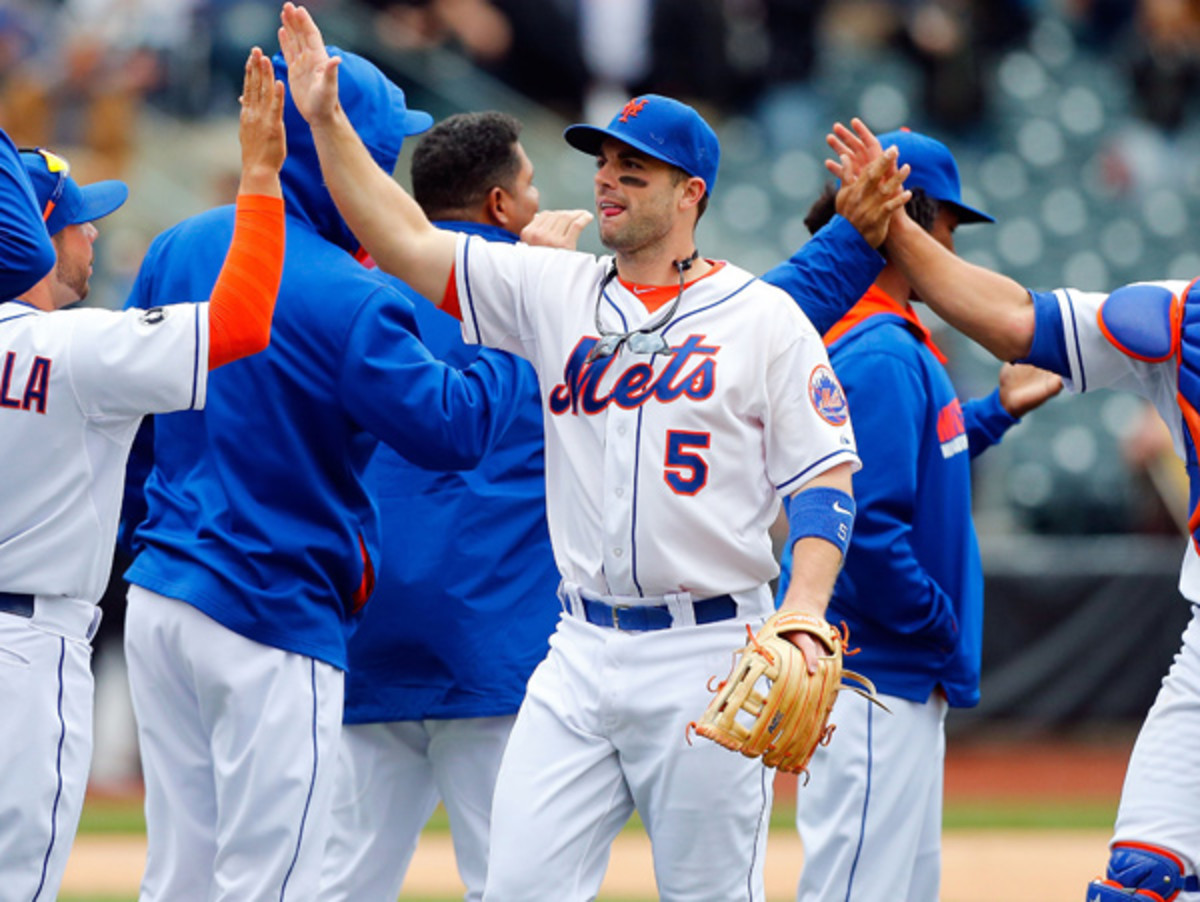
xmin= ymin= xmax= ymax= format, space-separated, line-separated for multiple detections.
xmin=75 ymin=790 xmax=1118 ymax=837
xmin=60 ymin=792 xmax=1117 ymax=902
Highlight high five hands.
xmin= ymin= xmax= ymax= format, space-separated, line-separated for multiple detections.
xmin=827 ymin=118 xmax=912 ymax=248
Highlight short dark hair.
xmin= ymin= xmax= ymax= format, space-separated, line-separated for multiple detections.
xmin=411 ymin=111 xmax=524 ymax=220
xmin=804 ymin=183 xmax=938 ymax=240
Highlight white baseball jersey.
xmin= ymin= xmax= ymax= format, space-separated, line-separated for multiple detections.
xmin=0 ymin=300 xmax=209 ymax=604
xmin=1056 ymin=283 xmax=1200 ymax=890
xmin=1048 ymin=281 xmax=1200 ymax=601
xmin=454 ymin=236 xmax=859 ymax=611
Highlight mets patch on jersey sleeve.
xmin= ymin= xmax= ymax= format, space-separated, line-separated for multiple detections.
xmin=808 ymin=365 xmax=848 ymax=426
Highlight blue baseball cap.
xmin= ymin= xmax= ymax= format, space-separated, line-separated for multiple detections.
xmin=20 ymin=148 xmax=128 ymax=238
xmin=564 ymin=94 xmax=721 ymax=196
xmin=877 ymin=129 xmax=993 ymax=224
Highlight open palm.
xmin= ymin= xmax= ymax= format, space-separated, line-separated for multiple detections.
xmin=278 ymin=2 xmax=340 ymax=124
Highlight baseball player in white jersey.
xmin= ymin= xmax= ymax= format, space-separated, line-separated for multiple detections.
xmin=0 ymin=49 xmax=286 ymax=902
xmin=828 ymin=118 xmax=1200 ymax=902
xmin=280 ymin=6 xmax=909 ymax=898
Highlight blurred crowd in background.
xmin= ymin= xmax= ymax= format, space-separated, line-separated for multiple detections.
xmin=2 ymin=0 xmax=1199 ymax=541
xmin=4 ymin=1 xmax=1200 ymax=173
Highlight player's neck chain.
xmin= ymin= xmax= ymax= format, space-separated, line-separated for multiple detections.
xmin=584 ymin=250 xmax=699 ymax=364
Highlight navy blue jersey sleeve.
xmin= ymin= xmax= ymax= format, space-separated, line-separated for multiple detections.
xmin=832 ymin=351 xmax=960 ymax=650
xmin=0 ymin=129 xmax=54 ymax=300
xmin=963 ymin=388 xmax=1018 ymax=458
xmin=339 ymin=287 xmax=525 ymax=471
xmin=761 ymin=214 xmax=885 ymax=334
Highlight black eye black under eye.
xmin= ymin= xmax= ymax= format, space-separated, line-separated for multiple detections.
xmin=618 ymin=176 xmax=648 ymax=188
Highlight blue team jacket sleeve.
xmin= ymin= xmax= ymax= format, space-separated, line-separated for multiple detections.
xmin=0 ymin=129 xmax=54 ymax=300
xmin=838 ymin=351 xmax=960 ymax=650
xmin=761 ymin=214 xmax=885 ymax=334
xmin=963 ymin=388 xmax=1018 ymax=459
xmin=338 ymin=286 xmax=525 ymax=471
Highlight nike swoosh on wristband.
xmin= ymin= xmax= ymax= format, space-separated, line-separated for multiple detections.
xmin=833 ymin=502 xmax=852 ymax=516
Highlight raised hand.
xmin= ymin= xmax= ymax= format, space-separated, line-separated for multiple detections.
xmin=278 ymin=2 xmax=341 ymax=125
xmin=826 ymin=117 xmax=886 ymax=185
xmin=238 ymin=46 xmax=286 ymax=197
xmin=520 ymin=209 xmax=594 ymax=250
xmin=835 ymin=148 xmax=910 ymax=248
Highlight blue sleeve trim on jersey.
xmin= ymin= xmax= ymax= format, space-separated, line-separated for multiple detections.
xmin=775 ymin=448 xmax=858 ymax=493
xmin=1098 ymin=283 xmax=1175 ymax=362
xmin=461 ymin=235 xmax=482 ymax=344
xmin=0 ymin=310 xmax=36 ymax=325
xmin=1020 ymin=289 xmax=1072 ymax=381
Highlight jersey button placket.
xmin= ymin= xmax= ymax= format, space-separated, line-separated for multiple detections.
xmin=601 ymin=401 xmax=638 ymax=593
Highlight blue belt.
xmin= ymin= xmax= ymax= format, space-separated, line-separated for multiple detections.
xmin=580 ymin=594 xmax=738 ymax=631
xmin=0 ymin=592 xmax=34 ymax=618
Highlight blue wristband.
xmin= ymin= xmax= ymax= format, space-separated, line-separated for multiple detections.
xmin=787 ymin=487 xmax=855 ymax=557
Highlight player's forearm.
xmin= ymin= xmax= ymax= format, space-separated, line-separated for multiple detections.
xmin=778 ymin=462 xmax=856 ymax=619
xmin=778 ymin=537 xmax=841 ymax=619
xmin=887 ymin=213 xmax=1035 ymax=361
xmin=237 ymin=162 xmax=283 ymax=200
xmin=307 ymin=106 xmax=454 ymax=303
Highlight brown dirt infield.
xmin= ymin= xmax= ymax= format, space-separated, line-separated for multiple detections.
xmin=62 ymin=734 xmax=1135 ymax=900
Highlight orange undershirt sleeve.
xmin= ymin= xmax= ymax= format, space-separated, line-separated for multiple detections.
xmin=207 ymin=193 xmax=286 ymax=370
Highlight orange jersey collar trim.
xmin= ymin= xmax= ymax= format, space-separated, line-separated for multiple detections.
xmin=824 ymin=284 xmax=949 ymax=365
xmin=618 ymin=260 xmax=726 ymax=313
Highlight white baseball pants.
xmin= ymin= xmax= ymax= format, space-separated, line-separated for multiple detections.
xmin=0 ymin=597 xmax=98 ymax=902
xmin=484 ymin=614 xmax=773 ymax=902
xmin=796 ymin=689 xmax=947 ymax=902
xmin=319 ymin=715 xmax=515 ymax=901
xmin=1111 ymin=603 xmax=1200 ymax=899
xmin=124 ymin=586 xmax=344 ymax=902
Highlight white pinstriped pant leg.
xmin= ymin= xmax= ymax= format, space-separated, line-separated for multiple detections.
xmin=796 ymin=690 xmax=946 ymax=902
xmin=320 ymin=716 xmax=514 ymax=901
xmin=125 ymin=586 xmax=344 ymax=902
xmin=1111 ymin=604 xmax=1200 ymax=899
xmin=485 ymin=615 xmax=771 ymax=902
xmin=0 ymin=613 xmax=93 ymax=902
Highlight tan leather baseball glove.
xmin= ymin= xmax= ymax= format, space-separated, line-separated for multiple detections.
xmin=690 ymin=611 xmax=886 ymax=777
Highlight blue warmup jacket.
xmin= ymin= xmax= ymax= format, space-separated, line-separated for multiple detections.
xmin=778 ymin=291 xmax=1019 ymax=706
xmin=344 ymin=221 xmax=560 ymax=723
xmin=0 ymin=128 xmax=54 ymax=301
xmin=761 ymin=215 xmax=885 ymax=334
xmin=123 ymin=54 xmax=523 ymax=670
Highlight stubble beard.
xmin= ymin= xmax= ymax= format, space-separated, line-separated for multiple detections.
xmin=53 ymin=254 xmax=89 ymax=305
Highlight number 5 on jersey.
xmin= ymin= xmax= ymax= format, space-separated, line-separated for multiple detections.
xmin=665 ymin=430 xmax=710 ymax=495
